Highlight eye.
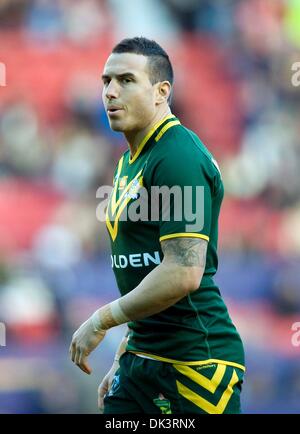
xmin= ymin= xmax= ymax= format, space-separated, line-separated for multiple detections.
xmin=122 ymin=78 xmax=132 ymax=84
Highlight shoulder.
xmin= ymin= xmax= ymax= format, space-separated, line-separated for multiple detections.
xmin=148 ymin=123 xmax=221 ymax=178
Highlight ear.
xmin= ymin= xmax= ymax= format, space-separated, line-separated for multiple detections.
xmin=155 ymin=81 xmax=171 ymax=104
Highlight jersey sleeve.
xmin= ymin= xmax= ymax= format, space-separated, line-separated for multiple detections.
xmin=150 ymin=149 xmax=214 ymax=243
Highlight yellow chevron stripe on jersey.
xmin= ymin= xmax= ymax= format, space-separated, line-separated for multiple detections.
xmin=106 ymin=171 xmax=143 ymax=241
xmin=111 ymin=168 xmax=142 ymax=215
xmin=111 ymin=156 xmax=124 ymax=213
xmin=106 ymin=196 xmax=131 ymax=242
xmin=176 ymin=368 xmax=239 ymax=414
xmin=107 ymin=116 xmax=181 ymax=241
xmin=173 ymin=364 xmax=226 ymax=394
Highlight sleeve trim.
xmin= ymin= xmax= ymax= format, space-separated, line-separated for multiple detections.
xmin=159 ymin=233 xmax=210 ymax=242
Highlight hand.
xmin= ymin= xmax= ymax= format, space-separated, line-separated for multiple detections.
xmin=69 ymin=317 xmax=106 ymax=375
xmin=98 ymin=360 xmax=119 ymax=412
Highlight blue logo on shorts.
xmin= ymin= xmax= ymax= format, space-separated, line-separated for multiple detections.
xmin=107 ymin=374 xmax=120 ymax=397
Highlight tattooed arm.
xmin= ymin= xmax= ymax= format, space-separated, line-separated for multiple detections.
xmin=117 ymin=237 xmax=208 ymax=320
xmin=161 ymin=237 xmax=207 ymax=268
xmin=70 ymin=238 xmax=207 ymax=374
xmin=96 ymin=239 xmax=206 ymax=405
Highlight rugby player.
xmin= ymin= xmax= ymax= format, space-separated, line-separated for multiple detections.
xmin=70 ymin=37 xmax=245 ymax=414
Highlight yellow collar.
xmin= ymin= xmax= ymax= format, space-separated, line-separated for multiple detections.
xmin=129 ymin=114 xmax=177 ymax=164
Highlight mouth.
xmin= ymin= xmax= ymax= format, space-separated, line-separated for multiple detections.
xmin=107 ymin=107 xmax=123 ymax=116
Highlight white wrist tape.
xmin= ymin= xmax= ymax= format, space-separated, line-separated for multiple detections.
xmin=91 ymin=299 xmax=130 ymax=332
xmin=91 ymin=310 xmax=103 ymax=332
xmin=110 ymin=299 xmax=130 ymax=324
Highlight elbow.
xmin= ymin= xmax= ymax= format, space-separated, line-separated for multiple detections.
xmin=181 ymin=267 xmax=204 ymax=295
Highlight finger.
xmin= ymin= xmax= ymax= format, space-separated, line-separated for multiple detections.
xmin=74 ymin=347 xmax=91 ymax=374
xmin=78 ymin=353 xmax=92 ymax=375
xmin=98 ymin=382 xmax=108 ymax=410
xmin=70 ymin=341 xmax=76 ymax=363
xmin=98 ymin=396 xmax=104 ymax=413
xmin=75 ymin=346 xmax=82 ymax=366
xmin=98 ymin=390 xmax=106 ymax=412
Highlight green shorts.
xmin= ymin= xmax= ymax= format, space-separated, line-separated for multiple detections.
xmin=103 ymin=352 xmax=244 ymax=414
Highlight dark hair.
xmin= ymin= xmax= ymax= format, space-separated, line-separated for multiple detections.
xmin=112 ymin=37 xmax=174 ymax=87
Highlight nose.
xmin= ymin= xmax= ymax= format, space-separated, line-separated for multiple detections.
xmin=105 ymin=79 xmax=119 ymax=100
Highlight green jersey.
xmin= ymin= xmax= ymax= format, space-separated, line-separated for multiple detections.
xmin=106 ymin=114 xmax=245 ymax=371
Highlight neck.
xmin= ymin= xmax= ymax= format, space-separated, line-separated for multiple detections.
xmin=125 ymin=107 xmax=172 ymax=158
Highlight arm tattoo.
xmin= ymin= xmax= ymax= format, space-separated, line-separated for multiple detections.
xmin=161 ymin=237 xmax=208 ymax=267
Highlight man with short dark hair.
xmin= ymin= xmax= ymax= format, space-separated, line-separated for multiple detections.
xmin=69 ymin=36 xmax=245 ymax=414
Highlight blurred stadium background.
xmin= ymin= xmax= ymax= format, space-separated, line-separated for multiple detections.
xmin=0 ymin=0 xmax=299 ymax=414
